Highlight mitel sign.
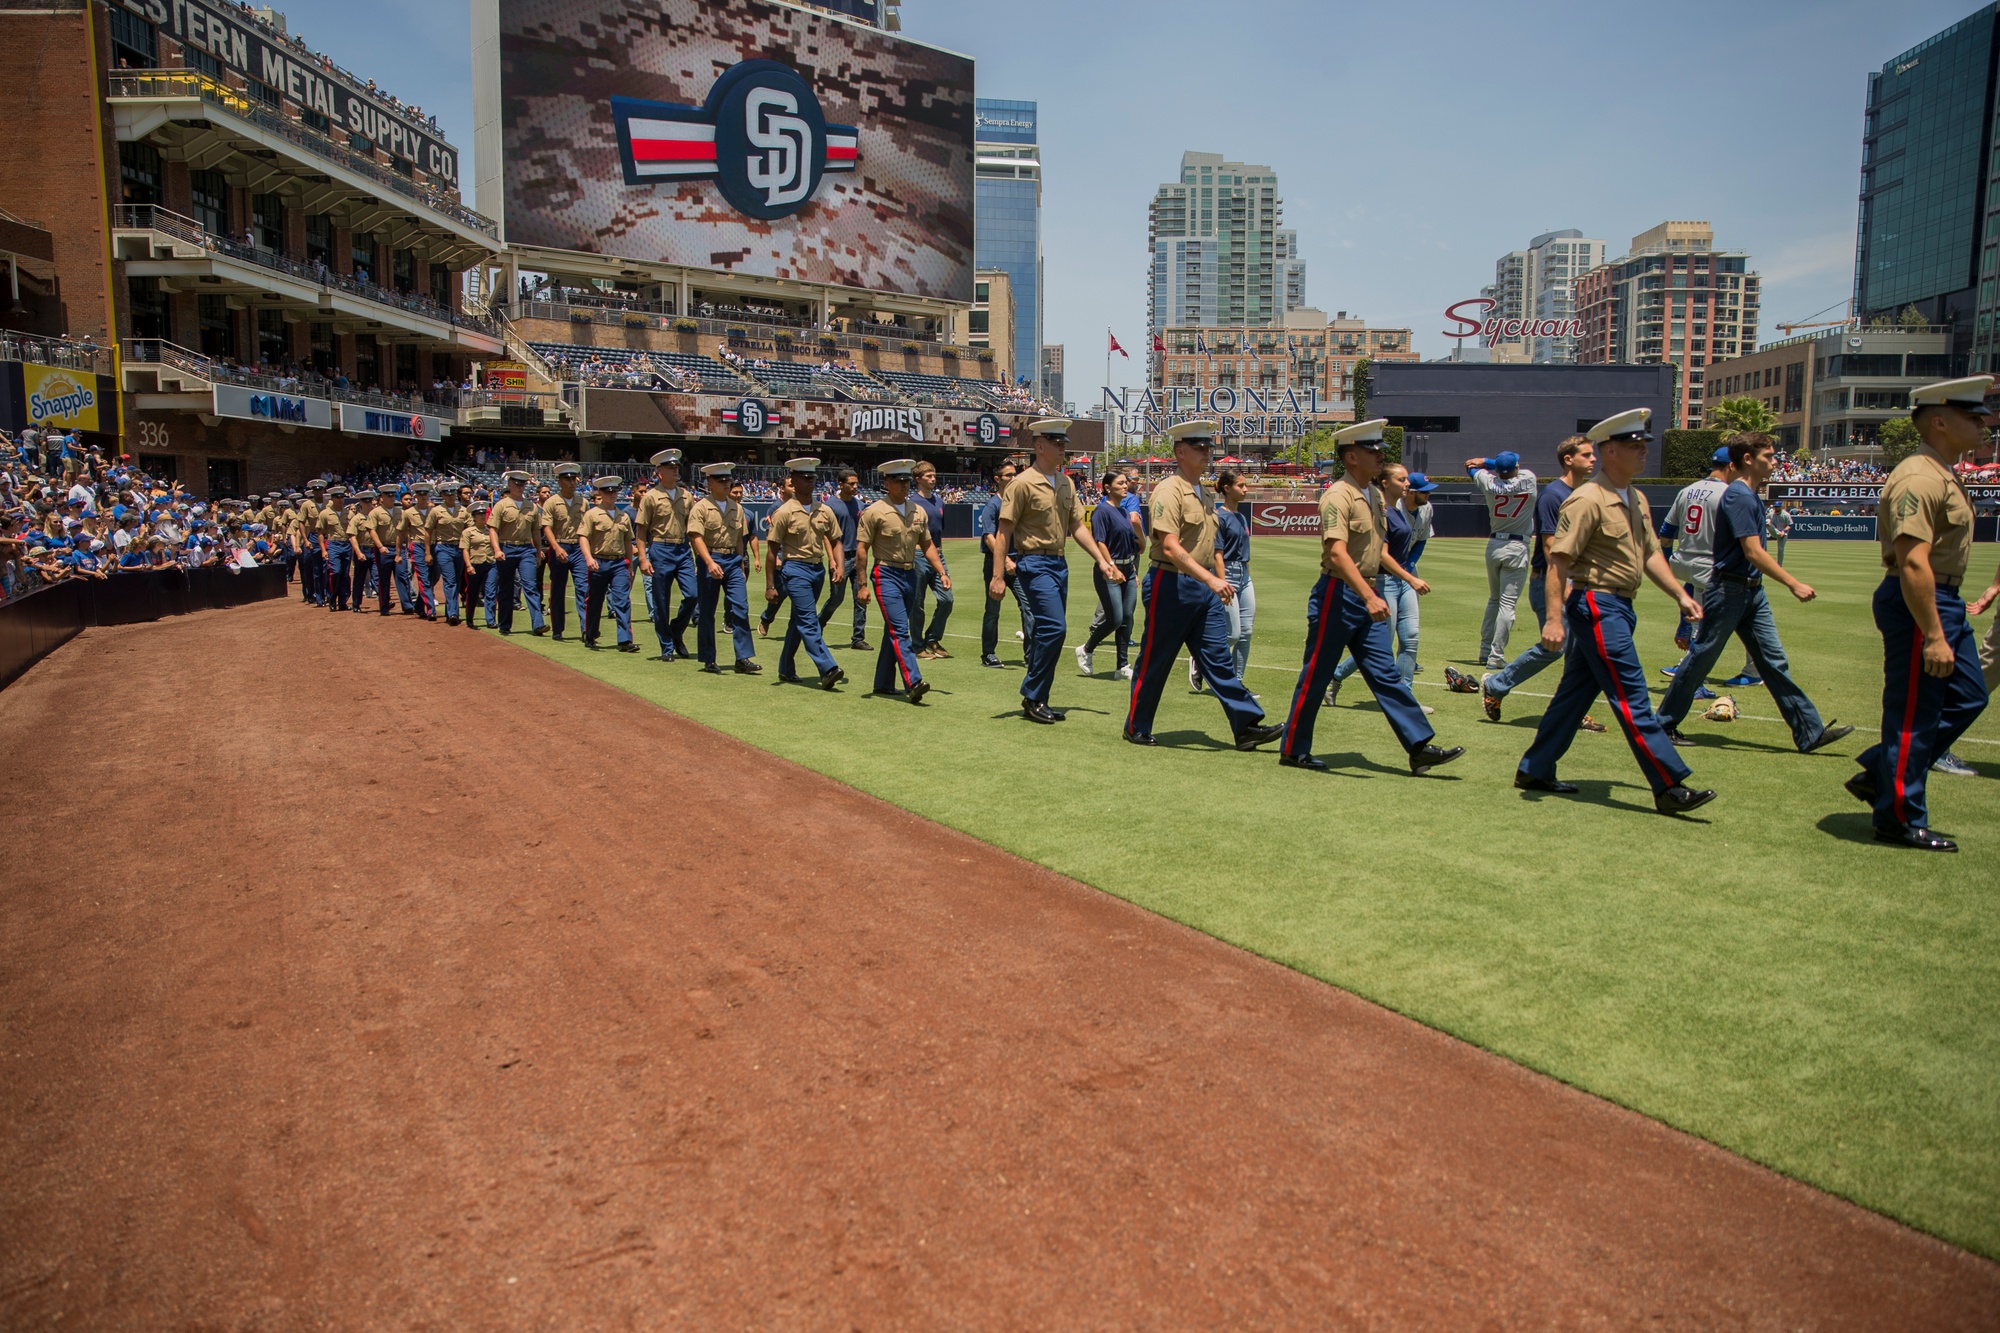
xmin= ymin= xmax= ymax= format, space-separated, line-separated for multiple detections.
xmin=1443 ymin=297 xmax=1583 ymax=343
xmin=849 ymin=406 xmax=927 ymax=441
xmin=211 ymin=384 xmax=334 ymax=430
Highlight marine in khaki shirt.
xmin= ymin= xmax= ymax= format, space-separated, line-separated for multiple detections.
xmin=489 ymin=489 xmax=542 ymax=547
xmin=541 ymin=483 xmax=583 ymax=548
xmin=1878 ymin=446 xmax=1975 ymax=581
xmin=766 ymin=494 xmax=841 ymax=566
xmin=461 ymin=517 xmax=495 ymax=567
xmin=857 ymin=495 xmax=932 ymax=569
xmin=1319 ymin=478 xmax=1385 ymax=579
xmin=310 ymin=498 xmax=348 ymax=546
xmin=578 ymin=502 xmax=634 ymax=563
xmin=359 ymin=502 xmax=397 ymax=556
xmin=1545 ymin=481 xmax=1660 ymax=597
xmin=635 ymin=482 xmax=694 ymax=545
xmin=395 ymin=499 xmax=430 ymax=550
xmin=996 ymin=464 xmax=1082 ymax=555
xmin=1147 ymin=472 xmax=1219 ymax=570
xmin=686 ymin=492 xmax=749 ymax=558
xmin=425 ymin=501 xmax=471 ymax=552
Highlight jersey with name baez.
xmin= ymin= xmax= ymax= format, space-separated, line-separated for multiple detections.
xmin=1663 ymin=478 xmax=1728 ymax=583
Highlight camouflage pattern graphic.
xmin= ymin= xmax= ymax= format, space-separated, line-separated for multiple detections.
xmin=580 ymin=388 xmax=1023 ymax=446
xmin=496 ymin=0 xmax=975 ymax=300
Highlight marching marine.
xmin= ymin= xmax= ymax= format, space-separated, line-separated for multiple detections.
xmin=763 ymin=456 xmax=847 ymax=689
xmin=855 ymin=459 xmax=944 ymax=703
xmin=687 ymin=461 xmax=761 ymax=674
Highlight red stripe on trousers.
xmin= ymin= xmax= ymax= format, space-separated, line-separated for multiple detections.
xmin=1285 ymin=579 xmax=1338 ymax=745
xmin=1126 ymin=569 xmax=1164 ymax=731
xmin=1587 ymin=592 xmax=1676 ymax=789
xmin=876 ymin=565 xmax=913 ymax=687
xmin=1893 ymin=631 xmax=1925 ymax=824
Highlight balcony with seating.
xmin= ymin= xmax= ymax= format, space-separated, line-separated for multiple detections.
xmin=526 ymin=342 xmax=751 ymax=396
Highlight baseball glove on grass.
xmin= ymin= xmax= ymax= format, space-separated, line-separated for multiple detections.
xmin=1702 ymin=695 xmax=1738 ymax=722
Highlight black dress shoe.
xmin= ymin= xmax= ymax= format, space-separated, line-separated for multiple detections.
xmin=617 ymin=642 xmax=640 ymax=653
xmin=1023 ymin=700 xmax=1060 ymax=724
xmin=1234 ymin=722 xmax=1284 ymax=751
xmin=1278 ymin=753 xmax=1327 ymax=771
xmin=551 ymin=630 xmax=565 ymax=640
xmin=1874 ymin=824 xmax=1958 ymax=852
xmin=821 ymin=666 xmax=846 ymax=690
xmin=778 ymin=672 xmax=803 ymax=684
xmin=673 ymin=640 xmax=691 ymax=658
xmin=907 ymin=679 xmax=931 ymax=704
xmin=1664 ymin=727 xmax=1694 ymax=747
xmin=652 ymin=652 xmax=674 ymax=662
xmin=981 ymin=654 xmax=1004 ymax=668
xmin=446 ymin=616 xmax=460 ymax=626
xmin=734 ymin=660 xmax=763 ymax=675
xmin=1123 ymin=729 xmax=1158 ymax=746
xmin=1409 ymin=743 xmax=1466 ymax=775
xmin=1513 ymin=771 xmax=1579 ymax=794
xmin=1803 ymin=723 xmax=1854 ymax=754
xmin=1655 ymin=785 xmax=1717 ymax=815
xmin=584 ymin=638 xmax=601 ymax=650
xmin=699 ymin=663 xmax=724 ymax=674
xmin=1844 ymin=771 xmax=1877 ymax=805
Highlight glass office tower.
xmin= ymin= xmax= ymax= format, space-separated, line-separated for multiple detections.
xmin=1854 ymin=3 xmax=2000 ymax=371
xmin=974 ymin=99 xmax=1043 ymax=393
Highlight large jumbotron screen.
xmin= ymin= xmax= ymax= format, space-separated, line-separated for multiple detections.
xmin=482 ymin=0 xmax=976 ymax=301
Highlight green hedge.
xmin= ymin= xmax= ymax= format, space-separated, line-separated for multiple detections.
xmin=1383 ymin=424 xmax=1404 ymax=467
xmin=1662 ymin=428 xmax=1723 ymax=479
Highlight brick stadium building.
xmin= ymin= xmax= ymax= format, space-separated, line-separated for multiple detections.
xmin=0 ymin=0 xmax=1036 ymax=498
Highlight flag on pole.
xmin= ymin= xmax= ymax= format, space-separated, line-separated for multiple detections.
xmin=1152 ymin=333 xmax=1166 ymax=353
xmin=1109 ymin=331 xmax=1129 ymax=359
xmin=1196 ymin=328 xmax=1210 ymax=361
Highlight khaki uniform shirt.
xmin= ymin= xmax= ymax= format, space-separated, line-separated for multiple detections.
xmin=299 ymin=498 xmax=321 ymax=529
xmin=1319 ymin=479 xmax=1385 ymax=579
xmin=426 ymin=505 xmax=471 ymax=547
xmin=687 ymin=495 xmax=748 ymax=555
xmin=542 ymin=490 xmax=583 ymax=544
xmin=360 ymin=507 xmax=396 ymax=552
xmin=858 ymin=498 xmax=929 ymax=568
xmin=998 ymin=466 xmax=1080 ymax=555
xmin=461 ymin=525 xmax=495 ymax=565
xmin=635 ymin=486 xmax=694 ymax=544
xmin=767 ymin=498 xmax=838 ymax=564
xmin=1146 ymin=473 xmax=1218 ymax=569
xmin=1547 ymin=480 xmax=1659 ymax=596
xmin=1877 ymin=446 xmax=1975 ymax=580
xmin=578 ymin=505 xmax=634 ymax=559
xmin=311 ymin=505 xmax=347 ymax=542
xmin=490 ymin=495 xmax=541 ymax=546
xmin=397 ymin=505 xmax=431 ymax=547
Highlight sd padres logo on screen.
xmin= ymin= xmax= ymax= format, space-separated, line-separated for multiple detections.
xmin=612 ymin=60 xmax=860 ymax=221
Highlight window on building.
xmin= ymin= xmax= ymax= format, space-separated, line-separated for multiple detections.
xmin=1906 ymin=354 xmax=1951 ymax=377
xmin=354 ymin=335 xmax=379 ymax=389
xmin=183 ymin=46 xmax=221 ymax=78
xmin=392 ymin=249 xmax=416 ymax=294
xmin=351 ymin=236 xmax=376 ymax=284
xmin=127 ymin=275 xmax=168 ymax=339
xmin=197 ymin=294 xmax=234 ymax=359
xmin=250 ymin=193 xmax=285 ymax=252
xmin=967 ymin=311 xmax=989 ymax=333
xmin=305 ymin=214 xmax=332 ymax=268
xmin=119 ymin=141 xmax=161 ymax=206
xmin=430 ymin=265 xmax=452 ymax=309
xmin=257 ymin=308 xmax=288 ymax=365
xmin=396 ymin=343 xmax=417 ymax=390
xmin=189 ymin=168 xmax=227 ymax=236
xmin=109 ymin=7 xmax=156 ymax=67
xmin=309 ymin=322 xmax=334 ymax=374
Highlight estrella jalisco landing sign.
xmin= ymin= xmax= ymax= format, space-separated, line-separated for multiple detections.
xmin=612 ymin=60 xmax=859 ymax=221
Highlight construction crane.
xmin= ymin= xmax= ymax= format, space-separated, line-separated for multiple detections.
xmin=1776 ymin=299 xmax=1855 ymax=337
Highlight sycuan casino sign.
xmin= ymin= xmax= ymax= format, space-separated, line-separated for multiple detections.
xmin=1443 ymin=297 xmax=1583 ymax=343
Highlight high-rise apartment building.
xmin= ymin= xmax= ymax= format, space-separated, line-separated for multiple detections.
xmin=1573 ymin=221 xmax=1759 ymax=428
xmin=968 ymin=269 xmax=1016 ymax=381
xmin=1040 ymin=345 xmax=1064 ymax=407
xmin=1147 ymin=152 xmax=1298 ymax=339
xmin=1481 ymin=230 xmax=1604 ymax=362
xmin=1854 ymin=4 xmax=2000 ymax=372
xmin=974 ymin=99 xmax=1044 ymax=392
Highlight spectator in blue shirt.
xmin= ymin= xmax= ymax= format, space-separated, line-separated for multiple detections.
xmin=817 ymin=466 xmax=870 ymax=649
xmin=1077 ymin=469 xmax=1139 ymax=677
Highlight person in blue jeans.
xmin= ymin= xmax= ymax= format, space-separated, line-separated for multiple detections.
xmin=1461 ymin=434 xmax=1607 ymax=736
xmin=1655 ymin=433 xmax=1852 ymax=752
xmin=1085 ymin=466 xmax=1146 ymax=659
xmin=909 ymin=459 xmax=955 ymax=657
xmin=1327 ymin=462 xmax=1423 ymax=708
xmin=817 ymin=466 xmax=871 ymax=649
xmin=1078 ymin=468 xmax=1140 ymax=678
xmin=1190 ymin=467 xmax=1256 ymax=691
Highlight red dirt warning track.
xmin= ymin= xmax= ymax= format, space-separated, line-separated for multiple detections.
xmin=2 ymin=599 xmax=1995 ymax=1329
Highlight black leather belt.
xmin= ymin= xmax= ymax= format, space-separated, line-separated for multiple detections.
xmin=1495 ymin=533 xmax=1527 ymax=541
xmin=1936 ymin=576 xmax=1962 ymax=589
xmin=1717 ymin=573 xmax=1763 ymax=586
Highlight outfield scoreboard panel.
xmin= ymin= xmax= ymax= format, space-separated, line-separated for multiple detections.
xmin=487 ymin=0 xmax=975 ymax=300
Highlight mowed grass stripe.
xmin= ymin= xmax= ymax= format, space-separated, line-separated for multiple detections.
xmin=502 ymin=535 xmax=2000 ymax=1257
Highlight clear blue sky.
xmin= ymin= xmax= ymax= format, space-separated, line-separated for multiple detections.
xmin=280 ymin=0 xmax=1980 ymax=396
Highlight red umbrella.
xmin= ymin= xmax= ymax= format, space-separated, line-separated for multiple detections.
xmin=1216 ymin=455 xmax=1245 ymax=464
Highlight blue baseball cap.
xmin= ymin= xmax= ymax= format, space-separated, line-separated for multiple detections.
xmin=1406 ymin=472 xmax=1439 ymax=493
xmin=1493 ymin=451 xmax=1520 ymax=472
xmin=1712 ymin=446 xmax=1732 ymax=465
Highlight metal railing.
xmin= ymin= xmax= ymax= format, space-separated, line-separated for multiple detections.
xmin=0 ymin=335 xmax=113 ymax=375
xmin=115 ymin=205 xmax=498 ymax=337
xmin=108 ymin=72 xmax=496 ymax=239
xmin=500 ymin=299 xmax=991 ymax=363
xmin=122 ymin=338 xmax=462 ymax=416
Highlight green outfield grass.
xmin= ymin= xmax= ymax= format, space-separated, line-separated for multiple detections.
xmin=502 ymin=535 xmax=2000 ymax=1257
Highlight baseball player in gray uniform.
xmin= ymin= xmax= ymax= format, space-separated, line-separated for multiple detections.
xmin=1659 ymin=446 xmax=1756 ymax=687
xmin=1468 ymin=451 xmax=1538 ymax=666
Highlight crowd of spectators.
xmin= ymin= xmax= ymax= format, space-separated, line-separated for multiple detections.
xmin=1768 ymin=457 xmax=1887 ymax=484
xmin=571 ymin=353 xmax=701 ymax=392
